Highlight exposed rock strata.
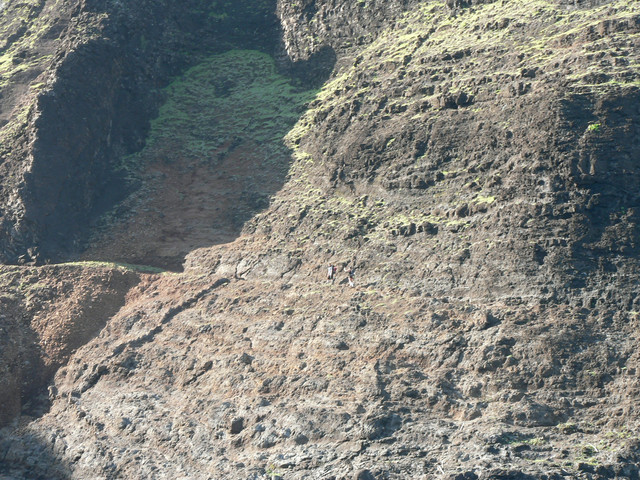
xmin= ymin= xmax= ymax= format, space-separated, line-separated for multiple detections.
xmin=0 ymin=264 xmax=140 ymax=428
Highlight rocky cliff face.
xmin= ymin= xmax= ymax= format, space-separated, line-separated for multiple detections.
xmin=0 ymin=0 xmax=279 ymax=264
xmin=269 ymin=0 xmax=640 ymax=307
xmin=2 ymin=0 xmax=640 ymax=479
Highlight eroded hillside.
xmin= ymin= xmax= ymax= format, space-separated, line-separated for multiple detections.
xmin=2 ymin=0 xmax=640 ymax=479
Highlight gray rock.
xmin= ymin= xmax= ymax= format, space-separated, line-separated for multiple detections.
xmin=354 ymin=469 xmax=376 ymax=480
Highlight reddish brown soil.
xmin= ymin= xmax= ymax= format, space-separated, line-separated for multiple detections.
xmin=0 ymin=265 xmax=141 ymax=425
xmin=80 ymin=140 xmax=286 ymax=271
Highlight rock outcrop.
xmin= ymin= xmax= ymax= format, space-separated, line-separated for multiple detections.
xmin=0 ymin=264 xmax=140 ymax=427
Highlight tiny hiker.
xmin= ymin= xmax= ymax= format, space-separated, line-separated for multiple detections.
xmin=327 ymin=264 xmax=336 ymax=281
xmin=347 ymin=267 xmax=355 ymax=288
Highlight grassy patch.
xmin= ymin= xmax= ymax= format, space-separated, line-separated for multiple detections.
xmin=120 ymin=50 xmax=318 ymax=179
xmin=586 ymin=122 xmax=601 ymax=133
xmin=474 ymin=195 xmax=496 ymax=204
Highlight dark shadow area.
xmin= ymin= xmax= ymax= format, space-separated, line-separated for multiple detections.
xmin=0 ymin=312 xmax=67 ymax=478
xmin=0 ymin=428 xmax=71 ymax=480
xmin=77 ymin=46 xmax=335 ymax=272
xmin=0 ymin=0 xmax=283 ymax=266
xmin=563 ymin=90 xmax=640 ymax=306
xmin=285 ymin=45 xmax=337 ymax=89
xmin=0 ymin=297 xmax=47 ymax=429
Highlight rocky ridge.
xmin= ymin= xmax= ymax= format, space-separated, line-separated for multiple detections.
xmin=1 ymin=0 xmax=640 ymax=479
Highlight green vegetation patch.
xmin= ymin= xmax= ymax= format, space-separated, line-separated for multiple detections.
xmin=586 ymin=122 xmax=601 ymax=133
xmin=474 ymin=195 xmax=496 ymax=204
xmin=121 ymin=49 xmax=318 ymax=178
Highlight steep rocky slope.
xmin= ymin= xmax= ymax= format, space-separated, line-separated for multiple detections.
xmin=2 ymin=0 xmax=640 ymax=479
xmin=265 ymin=0 xmax=640 ymax=307
xmin=0 ymin=263 xmax=142 ymax=427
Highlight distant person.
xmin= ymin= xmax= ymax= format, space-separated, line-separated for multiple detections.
xmin=327 ymin=264 xmax=335 ymax=281
xmin=347 ymin=267 xmax=355 ymax=288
